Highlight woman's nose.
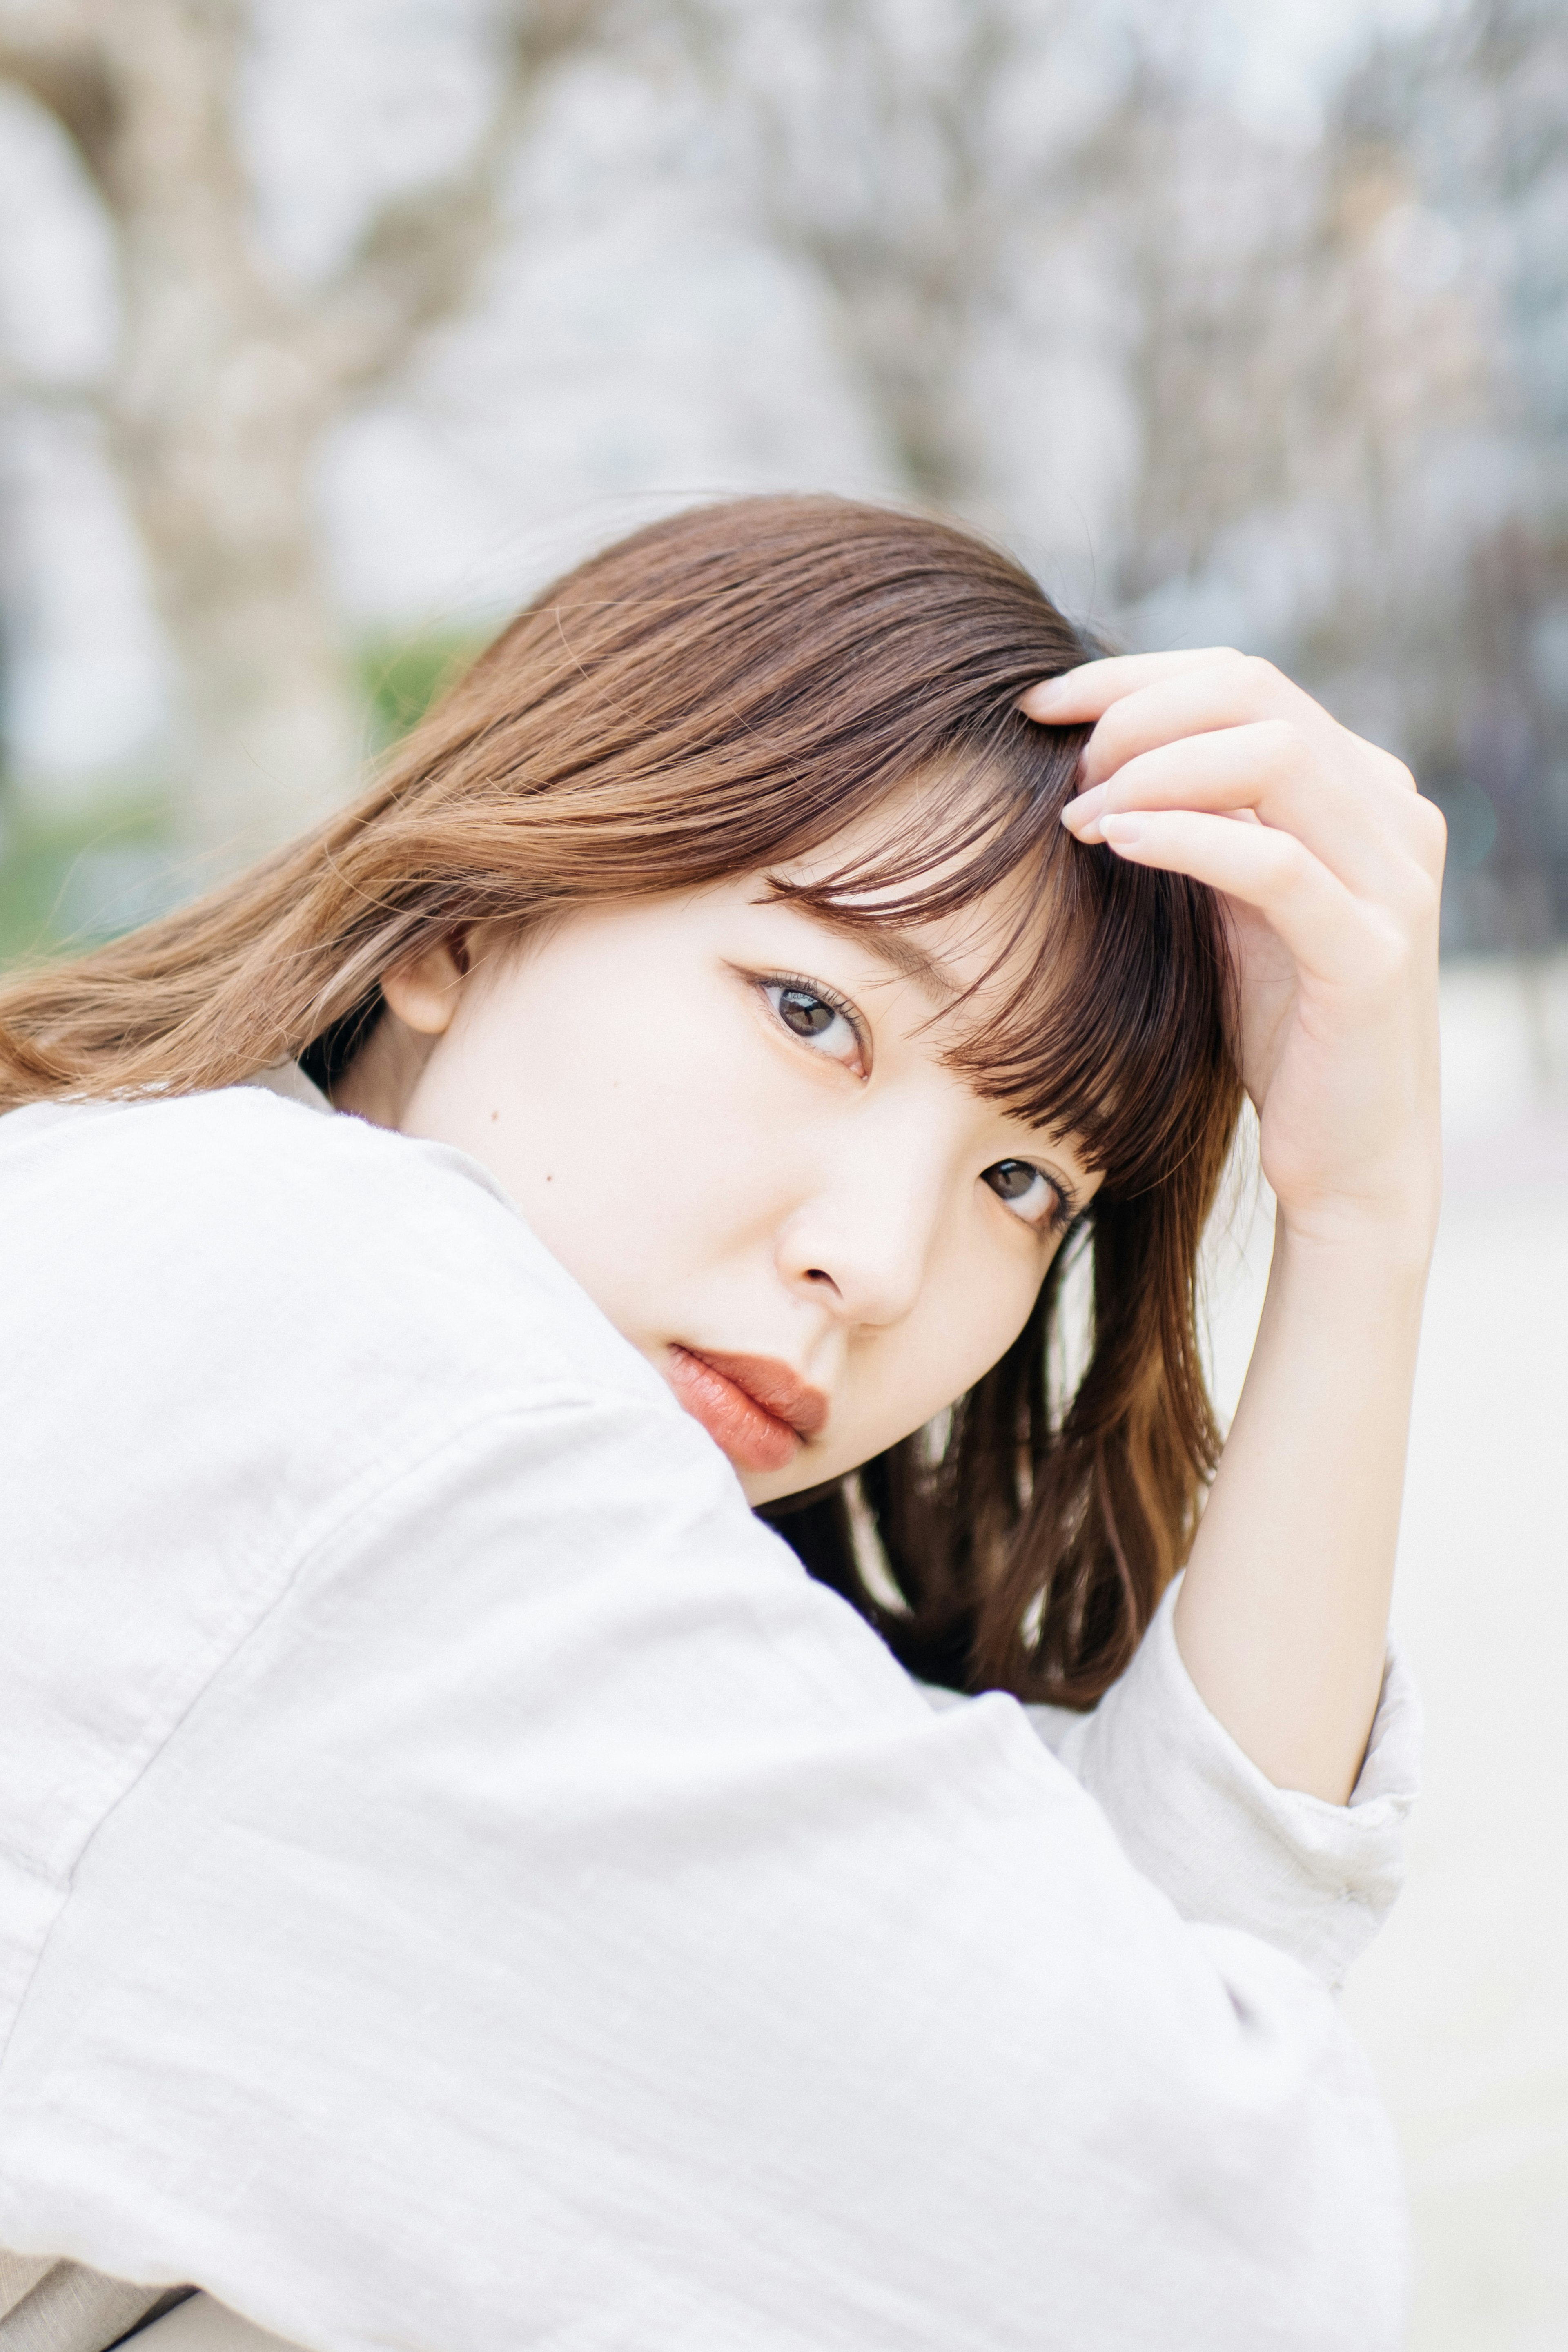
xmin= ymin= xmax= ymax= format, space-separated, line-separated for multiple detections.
xmin=773 ymin=1152 xmax=949 ymax=1333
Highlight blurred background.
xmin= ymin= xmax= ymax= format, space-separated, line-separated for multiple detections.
xmin=0 ymin=0 xmax=1562 ymax=2342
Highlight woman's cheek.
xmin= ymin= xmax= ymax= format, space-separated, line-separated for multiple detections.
xmin=532 ymin=1032 xmax=798 ymax=1290
xmin=904 ymin=1252 xmax=1048 ymax=1423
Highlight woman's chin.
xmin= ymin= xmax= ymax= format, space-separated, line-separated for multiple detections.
xmin=738 ymin=1459 xmax=851 ymax=1512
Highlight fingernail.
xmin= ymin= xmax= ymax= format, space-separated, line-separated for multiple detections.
xmin=1061 ymin=783 xmax=1107 ymax=831
xmin=1022 ymin=672 xmax=1077 ymax=715
xmin=1099 ymin=813 xmax=1147 ymax=846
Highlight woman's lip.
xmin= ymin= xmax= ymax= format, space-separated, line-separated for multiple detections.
xmin=687 ymin=1350 xmax=830 ymax=1437
xmin=665 ymin=1346 xmax=829 ymax=1473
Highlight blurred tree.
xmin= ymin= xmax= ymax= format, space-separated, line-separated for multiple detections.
xmin=707 ymin=0 xmax=1045 ymax=512
xmin=726 ymin=0 xmax=1561 ymax=947
xmin=1335 ymin=0 xmax=1568 ymax=950
xmin=702 ymin=0 xmax=1149 ymax=537
xmin=0 ymin=0 xmax=622 ymax=862
xmin=1064 ymin=0 xmax=1566 ymax=956
xmin=707 ymin=3 xmax=1476 ymax=576
xmin=2 ymin=0 xmax=1562 ymax=953
xmin=1109 ymin=91 xmax=1483 ymax=600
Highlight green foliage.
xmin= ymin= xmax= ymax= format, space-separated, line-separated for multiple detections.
xmin=359 ymin=628 xmax=488 ymax=752
xmin=0 ymin=795 xmax=175 ymax=972
xmin=0 ymin=628 xmax=490 ymax=971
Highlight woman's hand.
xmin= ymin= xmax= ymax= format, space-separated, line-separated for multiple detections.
xmin=1023 ymin=648 xmax=1446 ymax=1262
xmin=1022 ymin=650 xmax=1447 ymax=1803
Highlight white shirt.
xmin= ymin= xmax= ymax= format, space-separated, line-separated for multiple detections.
xmin=0 ymin=1078 xmax=1420 ymax=2352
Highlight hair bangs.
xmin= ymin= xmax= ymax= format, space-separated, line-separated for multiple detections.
xmin=1 ymin=492 xmax=1247 ymax=1708
xmin=770 ymin=715 xmax=1234 ymax=1198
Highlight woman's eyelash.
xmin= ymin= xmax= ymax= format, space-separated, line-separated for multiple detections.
xmin=1044 ymin=1190 xmax=1081 ymax=1238
xmin=1040 ymin=1185 xmax=1086 ymax=1238
xmin=759 ymin=972 xmax=868 ymax=1057
xmin=984 ymin=1160 xmax=1081 ymax=1237
xmin=764 ymin=970 xmax=859 ymax=1021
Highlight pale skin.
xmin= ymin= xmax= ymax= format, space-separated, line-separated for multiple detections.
xmin=339 ymin=866 xmax=1101 ymax=1503
xmin=341 ymin=648 xmax=1445 ymax=1807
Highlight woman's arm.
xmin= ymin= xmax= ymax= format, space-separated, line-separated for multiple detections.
xmin=2 ymin=1089 xmax=1406 ymax=2352
xmin=1025 ymin=652 xmax=1445 ymax=1803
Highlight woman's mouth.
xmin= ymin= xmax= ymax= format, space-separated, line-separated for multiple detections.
xmin=665 ymin=1347 xmax=829 ymax=1474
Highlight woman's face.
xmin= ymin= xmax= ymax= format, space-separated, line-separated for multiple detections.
xmin=354 ymin=864 xmax=1098 ymax=1506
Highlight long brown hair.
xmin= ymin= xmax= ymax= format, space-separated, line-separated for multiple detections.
xmin=0 ymin=496 xmax=1241 ymax=1705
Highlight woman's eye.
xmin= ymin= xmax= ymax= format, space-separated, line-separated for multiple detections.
xmin=777 ymin=987 xmax=835 ymax=1038
xmin=982 ymin=1159 xmax=1060 ymax=1230
xmin=763 ymin=982 xmax=864 ymax=1070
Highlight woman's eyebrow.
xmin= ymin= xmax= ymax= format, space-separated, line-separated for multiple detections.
xmin=810 ymin=912 xmax=965 ymax=1004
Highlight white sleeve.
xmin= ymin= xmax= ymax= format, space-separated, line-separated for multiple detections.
xmin=0 ymin=1397 xmax=1407 ymax=2352
xmin=1007 ymin=1578 xmax=1421 ymax=1989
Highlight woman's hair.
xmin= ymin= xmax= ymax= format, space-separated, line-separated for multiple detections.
xmin=0 ymin=495 xmax=1241 ymax=1705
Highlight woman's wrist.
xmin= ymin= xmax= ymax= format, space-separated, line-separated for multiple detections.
xmin=1270 ymin=1182 xmax=1441 ymax=1284
xmin=1263 ymin=1213 xmax=1436 ymax=1362
xmin=1178 ymin=1184 xmax=1433 ymax=1802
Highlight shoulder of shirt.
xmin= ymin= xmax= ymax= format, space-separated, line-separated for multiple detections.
xmin=0 ymin=1076 xmax=678 ymax=1434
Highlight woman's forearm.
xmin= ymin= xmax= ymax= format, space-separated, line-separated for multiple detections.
xmin=1031 ymin=647 xmax=1446 ymax=1809
xmin=1174 ymin=1214 xmax=1433 ymax=1804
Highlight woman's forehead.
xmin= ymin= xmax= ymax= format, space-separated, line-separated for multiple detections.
xmin=760 ymin=843 xmax=1062 ymax=1022
xmin=677 ymin=751 xmax=1225 ymax=1196
xmin=760 ymin=776 xmax=1057 ymax=987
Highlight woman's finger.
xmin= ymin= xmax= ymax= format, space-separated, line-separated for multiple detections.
xmin=1026 ymin=651 xmax=1421 ymax=817
xmin=1019 ymin=649 xmax=1243 ymax=726
xmin=1064 ymin=724 xmax=1439 ymax=906
xmin=1077 ymin=659 xmax=1345 ymax=787
xmin=1094 ymin=806 xmax=1403 ymax=990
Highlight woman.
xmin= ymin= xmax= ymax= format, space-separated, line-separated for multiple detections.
xmin=0 ymin=498 xmax=1440 ymax=2351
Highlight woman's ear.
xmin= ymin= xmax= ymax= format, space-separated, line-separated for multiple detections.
xmin=381 ymin=935 xmax=470 ymax=1037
